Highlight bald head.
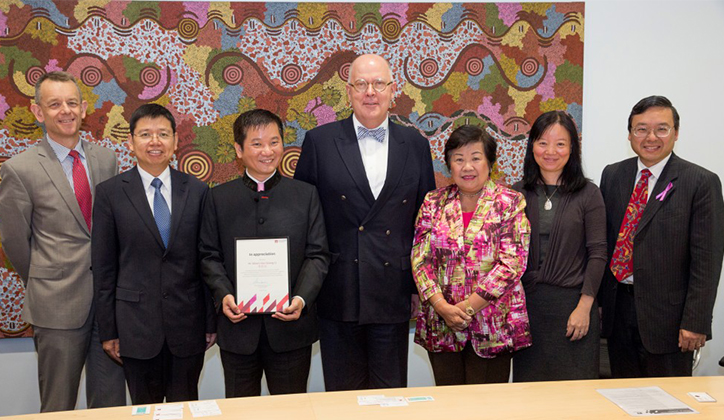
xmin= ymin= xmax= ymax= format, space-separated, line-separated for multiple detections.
xmin=345 ymin=54 xmax=397 ymax=129
xmin=348 ymin=54 xmax=394 ymax=84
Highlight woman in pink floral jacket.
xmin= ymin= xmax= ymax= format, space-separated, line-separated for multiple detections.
xmin=412 ymin=125 xmax=531 ymax=385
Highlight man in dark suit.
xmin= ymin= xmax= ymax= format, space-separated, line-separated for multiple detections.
xmin=199 ymin=109 xmax=329 ymax=397
xmin=294 ymin=54 xmax=436 ymax=390
xmin=92 ymin=104 xmax=217 ymax=404
xmin=0 ymin=71 xmax=125 ymax=412
xmin=599 ymin=95 xmax=724 ymax=377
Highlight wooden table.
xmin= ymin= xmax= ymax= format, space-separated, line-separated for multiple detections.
xmin=6 ymin=376 xmax=724 ymax=419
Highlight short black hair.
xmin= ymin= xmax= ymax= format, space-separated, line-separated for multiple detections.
xmin=444 ymin=124 xmax=496 ymax=171
xmin=522 ymin=110 xmax=586 ymax=193
xmin=628 ymin=95 xmax=680 ymax=131
xmin=233 ymin=109 xmax=284 ymax=150
xmin=129 ymin=104 xmax=176 ymax=135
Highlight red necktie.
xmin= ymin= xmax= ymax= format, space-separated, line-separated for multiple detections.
xmin=69 ymin=150 xmax=92 ymax=230
xmin=610 ymin=169 xmax=652 ymax=281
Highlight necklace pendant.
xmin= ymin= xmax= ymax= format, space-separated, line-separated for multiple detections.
xmin=544 ymin=199 xmax=553 ymax=211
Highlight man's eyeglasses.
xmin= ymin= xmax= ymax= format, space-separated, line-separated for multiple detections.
xmin=631 ymin=125 xmax=673 ymax=139
xmin=133 ymin=132 xmax=174 ymax=141
xmin=348 ymin=79 xmax=393 ymax=93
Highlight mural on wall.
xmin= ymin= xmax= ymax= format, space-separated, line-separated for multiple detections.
xmin=0 ymin=1 xmax=584 ymax=337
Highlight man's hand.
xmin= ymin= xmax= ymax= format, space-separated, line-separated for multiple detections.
xmin=679 ymin=329 xmax=706 ymax=353
xmin=272 ymin=297 xmax=304 ymax=322
xmin=102 ymin=339 xmax=122 ymax=365
xmin=205 ymin=333 xmax=217 ymax=350
xmin=222 ymin=294 xmax=247 ymax=323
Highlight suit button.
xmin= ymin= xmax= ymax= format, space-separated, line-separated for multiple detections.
xmin=402 ymin=199 xmax=408 ymax=204
xmin=359 ymin=226 xmax=364 ymax=231
xmin=259 ymin=218 xmax=265 ymax=224
xmin=341 ymin=195 xmax=347 ymax=200
xmin=386 ymin=230 xmax=391 ymax=236
xmin=354 ymin=259 xmax=359 ymax=264
xmin=384 ymin=261 xmax=390 ymax=267
xmin=162 ymin=256 xmax=167 ymax=262
xmin=163 ymin=293 xmax=168 ymax=299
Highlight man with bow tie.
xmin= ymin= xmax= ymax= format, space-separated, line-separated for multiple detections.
xmin=598 ymin=96 xmax=724 ymax=377
xmin=295 ymin=54 xmax=436 ymax=390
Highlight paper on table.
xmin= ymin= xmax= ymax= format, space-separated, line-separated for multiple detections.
xmin=379 ymin=397 xmax=408 ymax=407
xmin=153 ymin=403 xmax=184 ymax=420
xmin=189 ymin=400 xmax=222 ymax=417
xmin=597 ymin=386 xmax=698 ymax=416
xmin=357 ymin=395 xmax=387 ymax=406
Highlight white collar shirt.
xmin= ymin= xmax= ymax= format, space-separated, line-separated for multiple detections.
xmin=352 ymin=114 xmax=389 ymax=199
xmin=137 ymin=165 xmax=172 ymax=216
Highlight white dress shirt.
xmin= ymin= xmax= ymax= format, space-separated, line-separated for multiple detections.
xmin=353 ymin=114 xmax=389 ymax=199
xmin=137 ymin=165 xmax=172 ymax=217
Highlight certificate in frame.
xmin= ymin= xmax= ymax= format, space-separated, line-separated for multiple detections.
xmin=234 ymin=237 xmax=291 ymax=314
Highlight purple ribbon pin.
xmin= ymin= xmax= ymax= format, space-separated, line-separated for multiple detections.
xmin=656 ymin=182 xmax=673 ymax=201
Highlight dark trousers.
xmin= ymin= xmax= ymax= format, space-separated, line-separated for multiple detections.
xmin=33 ymin=313 xmax=126 ymax=412
xmin=318 ymin=318 xmax=409 ymax=391
xmin=608 ymin=285 xmax=693 ymax=377
xmin=220 ymin=328 xmax=312 ymax=397
xmin=428 ymin=343 xmax=512 ymax=385
xmin=121 ymin=342 xmax=204 ymax=405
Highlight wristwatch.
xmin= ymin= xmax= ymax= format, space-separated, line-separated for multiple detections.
xmin=464 ymin=298 xmax=475 ymax=316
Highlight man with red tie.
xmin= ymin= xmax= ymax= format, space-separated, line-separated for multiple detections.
xmin=599 ymin=96 xmax=724 ymax=377
xmin=0 ymin=71 xmax=126 ymax=411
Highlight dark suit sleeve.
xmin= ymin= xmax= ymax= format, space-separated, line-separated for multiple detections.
xmin=198 ymin=188 xmax=235 ymax=305
xmin=681 ymin=171 xmax=724 ymax=337
xmin=197 ymin=187 xmax=217 ymax=333
xmin=416 ymin=137 xmax=436 ymax=211
xmin=293 ymin=131 xmax=317 ymax=185
xmin=292 ymin=186 xmax=330 ymax=308
xmin=91 ymin=182 xmax=119 ymax=342
xmin=0 ymin=162 xmax=33 ymax=283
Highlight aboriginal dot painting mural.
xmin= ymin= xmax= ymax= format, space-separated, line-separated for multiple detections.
xmin=0 ymin=2 xmax=584 ymax=337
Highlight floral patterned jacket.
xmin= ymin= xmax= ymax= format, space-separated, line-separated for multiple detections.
xmin=412 ymin=180 xmax=532 ymax=358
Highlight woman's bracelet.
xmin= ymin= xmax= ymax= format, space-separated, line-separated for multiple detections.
xmin=430 ymin=296 xmax=444 ymax=307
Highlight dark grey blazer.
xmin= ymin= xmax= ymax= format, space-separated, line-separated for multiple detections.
xmin=92 ymin=167 xmax=215 ymax=359
xmin=294 ymin=116 xmax=436 ymax=324
xmin=598 ymin=153 xmax=724 ymax=354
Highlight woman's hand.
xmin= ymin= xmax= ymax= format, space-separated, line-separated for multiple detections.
xmin=566 ymin=294 xmax=594 ymax=341
xmin=436 ymin=301 xmax=472 ymax=332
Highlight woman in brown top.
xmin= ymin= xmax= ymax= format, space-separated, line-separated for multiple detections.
xmin=512 ymin=111 xmax=607 ymax=381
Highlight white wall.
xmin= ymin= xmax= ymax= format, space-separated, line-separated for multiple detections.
xmin=2 ymin=0 xmax=723 ymax=416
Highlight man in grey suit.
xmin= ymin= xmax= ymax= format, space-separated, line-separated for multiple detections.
xmin=599 ymin=95 xmax=724 ymax=377
xmin=0 ymin=71 xmax=126 ymax=411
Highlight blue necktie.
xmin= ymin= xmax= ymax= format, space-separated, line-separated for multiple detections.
xmin=151 ymin=178 xmax=171 ymax=248
xmin=357 ymin=126 xmax=386 ymax=143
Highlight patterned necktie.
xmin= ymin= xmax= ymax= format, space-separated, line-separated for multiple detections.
xmin=610 ymin=169 xmax=652 ymax=281
xmin=68 ymin=150 xmax=92 ymax=230
xmin=151 ymin=178 xmax=171 ymax=248
xmin=357 ymin=126 xmax=386 ymax=143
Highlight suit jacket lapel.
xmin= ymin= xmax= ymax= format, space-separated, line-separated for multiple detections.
xmin=334 ymin=117 xmax=375 ymax=207
xmin=167 ymin=169 xmax=188 ymax=252
xmin=37 ymin=139 xmax=90 ymax=235
xmin=122 ymin=167 xmax=166 ymax=249
xmin=638 ymin=154 xmax=679 ymax=233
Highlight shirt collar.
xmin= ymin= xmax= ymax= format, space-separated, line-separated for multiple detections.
xmin=242 ymin=170 xmax=281 ymax=192
xmin=352 ymin=114 xmax=389 ymax=139
xmin=47 ymin=136 xmax=84 ymax=162
xmin=137 ymin=165 xmax=172 ymax=191
xmin=637 ymin=153 xmax=672 ymax=180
